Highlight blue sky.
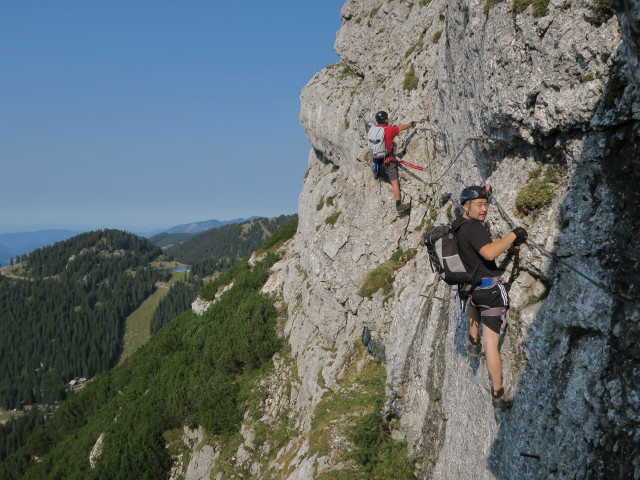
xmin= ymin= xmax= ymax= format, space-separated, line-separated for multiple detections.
xmin=0 ymin=1 xmax=344 ymax=233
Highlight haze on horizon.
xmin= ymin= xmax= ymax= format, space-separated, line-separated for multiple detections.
xmin=0 ymin=1 xmax=344 ymax=234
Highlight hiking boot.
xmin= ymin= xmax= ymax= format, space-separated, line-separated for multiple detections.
xmin=396 ymin=202 xmax=411 ymax=214
xmin=466 ymin=336 xmax=481 ymax=357
xmin=491 ymin=387 xmax=512 ymax=412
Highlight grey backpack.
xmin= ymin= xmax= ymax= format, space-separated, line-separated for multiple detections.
xmin=367 ymin=126 xmax=388 ymax=160
xmin=424 ymin=223 xmax=478 ymax=285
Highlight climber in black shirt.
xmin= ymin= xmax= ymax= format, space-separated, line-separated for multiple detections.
xmin=454 ymin=184 xmax=527 ymax=412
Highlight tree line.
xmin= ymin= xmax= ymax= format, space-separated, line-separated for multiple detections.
xmin=149 ymin=215 xmax=297 ymax=334
xmin=149 ymin=275 xmax=203 ymax=334
xmin=0 ymin=230 xmax=163 ymax=410
xmin=0 ymin=216 xmax=299 ymax=469
xmin=0 ymin=252 xmax=283 ymax=478
xmin=166 ymin=214 xmax=297 ymax=277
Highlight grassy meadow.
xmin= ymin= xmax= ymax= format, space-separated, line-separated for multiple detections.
xmin=119 ymin=269 xmax=189 ymax=364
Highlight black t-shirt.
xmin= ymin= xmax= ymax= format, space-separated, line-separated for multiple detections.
xmin=454 ymin=217 xmax=503 ymax=279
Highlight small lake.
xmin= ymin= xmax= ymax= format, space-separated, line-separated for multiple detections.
xmin=171 ymin=266 xmax=191 ymax=272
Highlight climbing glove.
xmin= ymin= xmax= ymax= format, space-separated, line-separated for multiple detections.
xmin=511 ymin=227 xmax=528 ymax=245
xmin=410 ymin=121 xmax=417 ymax=127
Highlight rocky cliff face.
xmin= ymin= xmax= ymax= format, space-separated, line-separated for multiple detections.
xmin=177 ymin=1 xmax=639 ymax=479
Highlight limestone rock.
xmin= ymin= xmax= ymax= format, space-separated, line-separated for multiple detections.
xmin=189 ymin=1 xmax=640 ymax=478
xmin=286 ymin=1 xmax=639 ymax=478
xmin=191 ymin=281 xmax=235 ymax=316
xmin=89 ymin=432 xmax=104 ymax=469
xmin=169 ymin=427 xmax=220 ymax=480
xmin=191 ymin=296 xmax=212 ymax=316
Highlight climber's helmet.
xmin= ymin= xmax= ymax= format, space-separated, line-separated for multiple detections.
xmin=375 ymin=110 xmax=389 ymax=124
xmin=460 ymin=186 xmax=489 ymax=206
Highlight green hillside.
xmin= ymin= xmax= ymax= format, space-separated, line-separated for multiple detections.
xmin=0 ymin=230 xmax=163 ymax=410
xmin=167 ymin=214 xmax=297 ymax=277
xmin=0 ymin=247 xmax=286 ymax=479
xmin=148 ymin=231 xmax=194 ymax=247
xmin=145 ymin=215 xmax=297 ymax=336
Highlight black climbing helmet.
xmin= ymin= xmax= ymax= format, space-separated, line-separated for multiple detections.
xmin=375 ymin=110 xmax=389 ymax=123
xmin=460 ymin=185 xmax=489 ymax=205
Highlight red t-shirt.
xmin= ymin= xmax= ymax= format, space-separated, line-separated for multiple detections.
xmin=376 ymin=124 xmax=400 ymax=156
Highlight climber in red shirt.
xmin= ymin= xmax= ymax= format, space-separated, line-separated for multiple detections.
xmin=370 ymin=110 xmax=415 ymax=214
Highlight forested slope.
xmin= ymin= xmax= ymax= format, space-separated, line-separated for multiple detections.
xmin=166 ymin=214 xmax=297 ymax=277
xmin=0 ymin=234 xmax=289 ymax=479
xmin=148 ymin=215 xmax=298 ymax=334
xmin=0 ymin=230 xmax=162 ymax=409
xmin=148 ymin=231 xmax=194 ymax=248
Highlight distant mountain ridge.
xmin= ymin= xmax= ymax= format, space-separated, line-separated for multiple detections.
xmin=164 ymin=217 xmax=259 ymax=234
xmin=0 ymin=229 xmax=82 ymax=266
xmin=166 ymin=214 xmax=298 ymax=277
xmin=0 ymin=217 xmax=263 ymax=265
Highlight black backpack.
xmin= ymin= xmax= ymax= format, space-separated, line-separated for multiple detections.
xmin=424 ymin=220 xmax=478 ymax=285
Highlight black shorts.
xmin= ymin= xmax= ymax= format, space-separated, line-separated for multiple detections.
xmin=464 ymin=283 xmax=509 ymax=334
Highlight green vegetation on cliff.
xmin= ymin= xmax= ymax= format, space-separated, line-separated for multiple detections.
xmin=0 ymin=250 xmax=283 ymax=479
xmin=358 ymin=248 xmax=417 ymax=299
xmin=515 ymin=166 xmax=560 ymax=216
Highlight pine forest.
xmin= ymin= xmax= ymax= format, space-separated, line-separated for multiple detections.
xmin=0 ymin=218 xmax=297 ymax=479
xmin=0 ymin=215 xmax=298 ymax=473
